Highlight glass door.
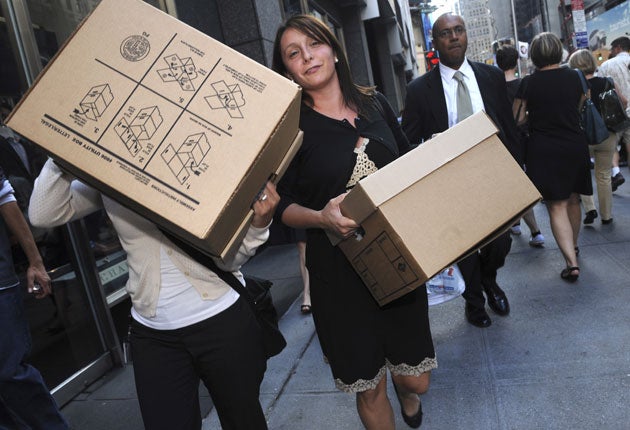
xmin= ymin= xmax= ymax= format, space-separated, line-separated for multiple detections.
xmin=0 ymin=0 xmax=164 ymax=406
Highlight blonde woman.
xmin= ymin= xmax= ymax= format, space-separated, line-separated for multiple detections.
xmin=513 ymin=33 xmax=592 ymax=281
xmin=569 ymin=49 xmax=627 ymax=225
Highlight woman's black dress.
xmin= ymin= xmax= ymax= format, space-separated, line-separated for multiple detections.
xmin=516 ymin=68 xmax=592 ymax=200
xmin=277 ymin=94 xmax=437 ymax=392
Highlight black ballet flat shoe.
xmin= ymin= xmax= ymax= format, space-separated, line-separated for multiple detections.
xmin=560 ymin=266 xmax=579 ymax=282
xmin=393 ymin=384 xmax=423 ymax=428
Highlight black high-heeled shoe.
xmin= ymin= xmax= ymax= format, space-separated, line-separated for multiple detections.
xmin=393 ymin=383 xmax=423 ymax=428
xmin=560 ymin=266 xmax=579 ymax=282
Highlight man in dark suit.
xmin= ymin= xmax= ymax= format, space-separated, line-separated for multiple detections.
xmin=0 ymin=102 xmax=46 ymax=212
xmin=402 ymin=13 xmax=522 ymax=328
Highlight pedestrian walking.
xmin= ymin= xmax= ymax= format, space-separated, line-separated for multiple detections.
xmin=513 ymin=32 xmax=592 ymax=282
xmin=402 ymin=13 xmax=519 ymax=328
xmin=0 ymin=165 xmax=69 ymax=430
xmin=569 ymin=49 xmax=625 ymax=225
xmin=29 ymin=159 xmax=279 ymax=430
xmin=272 ymin=14 xmax=436 ymax=429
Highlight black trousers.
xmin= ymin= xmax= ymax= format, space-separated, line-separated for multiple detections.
xmin=130 ymin=297 xmax=268 ymax=430
xmin=460 ymin=231 xmax=512 ymax=309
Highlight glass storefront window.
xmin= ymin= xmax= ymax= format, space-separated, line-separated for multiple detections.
xmin=24 ymin=262 xmax=106 ymax=388
xmin=0 ymin=0 xmax=142 ymax=395
xmin=22 ymin=0 xmax=132 ymax=302
xmin=1 ymin=97 xmax=109 ymax=390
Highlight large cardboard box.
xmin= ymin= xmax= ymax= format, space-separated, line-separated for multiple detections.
xmin=337 ymin=112 xmax=541 ymax=306
xmin=7 ymin=0 xmax=301 ymax=259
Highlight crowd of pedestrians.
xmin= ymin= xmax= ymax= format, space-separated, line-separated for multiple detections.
xmin=1 ymin=10 xmax=629 ymax=430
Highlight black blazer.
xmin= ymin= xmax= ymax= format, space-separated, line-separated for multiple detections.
xmin=401 ymin=61 xmax=523 ymax=165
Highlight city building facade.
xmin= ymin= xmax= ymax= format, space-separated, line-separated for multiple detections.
xmin=459 ymin=0 xmax=495 ymax=63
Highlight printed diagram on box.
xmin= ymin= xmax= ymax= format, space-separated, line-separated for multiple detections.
xmin=161 ymin=133 xmax=210 ymax=184
xmin=205 ymin=80 xmax=245 ymax=119
xmin=114 ymin=106 xmax=163 ymax=157
xmin=79 ymin=84 xmax=113 ymax=121
xmin=158 ymin=54 xmax=198 ymax=91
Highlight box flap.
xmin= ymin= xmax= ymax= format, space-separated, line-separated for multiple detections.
xmin=198 ymin=91 xmax=302 ymax=241
xmin=342 ymin=111 xmax=499 ymax=223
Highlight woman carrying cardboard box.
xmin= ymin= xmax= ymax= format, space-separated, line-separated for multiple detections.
xmin=29 ymin=159 xmax=278 ymax=430
xmin=272 ymin=15 xmax=437 ymax=429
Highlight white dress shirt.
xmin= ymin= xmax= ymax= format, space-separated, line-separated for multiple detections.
xmin=439 ymin=59 xmax=485 ymax=127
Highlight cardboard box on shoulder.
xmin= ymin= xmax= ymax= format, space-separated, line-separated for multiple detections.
xmin=6 ymin=0 xmax=301 ymax=260
xmin=337 ymin=112 xmax=542 ymax=306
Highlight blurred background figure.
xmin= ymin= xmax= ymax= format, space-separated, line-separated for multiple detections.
xmin=598 ymin=37 xmax=630 ymax=193
xmin=296 ymin=237 xmax=311 ymax=314
xmin=267 ymin=223 xmax=311 ymax=314
xmin=496 ymin=45 xmax=545 ymax=248
xmin=0 ymin=166 xmax=69 ymax=430
xmin=569 ymin=49 xmax=626 ymax=226
xmin=0 ymin=101 xmax=46 ymax=224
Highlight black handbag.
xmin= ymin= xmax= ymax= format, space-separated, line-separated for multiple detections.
xmin=576 ymin=70 xmax=609 ymax=145
xmin=599 ymin=77 xmax=630 ymax=132
xmin=160 ymin=230 xmax=287 ymax=359
xmin=243 ymin=276 xmax=286 ymax=357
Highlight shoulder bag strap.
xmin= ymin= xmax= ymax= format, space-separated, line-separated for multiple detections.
xmin=575 ymin=69 xmax=589 ymax=96
xmin=574 ymin=69 xmax=590 ymax=113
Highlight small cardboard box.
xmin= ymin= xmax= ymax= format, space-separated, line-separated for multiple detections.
xmin=7 ymin=0 xmax=301 ymax=259
xmin=337 ymin=112 xmax=541 ymax=306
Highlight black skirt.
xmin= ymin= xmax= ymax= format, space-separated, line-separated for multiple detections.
xmin=306 ymin=230 xmax=437 ymax=392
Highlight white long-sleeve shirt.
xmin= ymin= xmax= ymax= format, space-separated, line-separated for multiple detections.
xmin=29 ymin=159 xmax=269 ymax=320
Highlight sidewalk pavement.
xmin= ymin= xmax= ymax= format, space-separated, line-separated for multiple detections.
xmin=62 ymin=183 xmax=630 ymax=429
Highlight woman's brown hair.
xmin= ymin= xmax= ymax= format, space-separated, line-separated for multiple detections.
xmin=272 ymin=14 xmax=376 ymax=114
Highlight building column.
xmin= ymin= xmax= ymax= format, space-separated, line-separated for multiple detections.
xmin=368 ymin=15 xmax=404 ymax=112
xmin=340 ymin=5 xmax=374 ymax=86
xmin=182 ymin=0 xmax=284 ymax=67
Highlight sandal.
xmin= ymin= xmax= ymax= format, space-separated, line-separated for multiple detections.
xmin=560 ymin=266 xmax=580 ymax=282
xmin=300 ymin=304 xmax=312 ymax=314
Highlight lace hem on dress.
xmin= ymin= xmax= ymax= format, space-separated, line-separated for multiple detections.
xmin=335 ymin=364 xmax=387 ymax=393
xmin=388 ymin=357 xmax=438 ymax=376
xmin=334 ymin=356 xmax=438 ymax=393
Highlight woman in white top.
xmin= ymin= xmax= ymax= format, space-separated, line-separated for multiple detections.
xmin=29 ymin=159 xmax=279 ymax=430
